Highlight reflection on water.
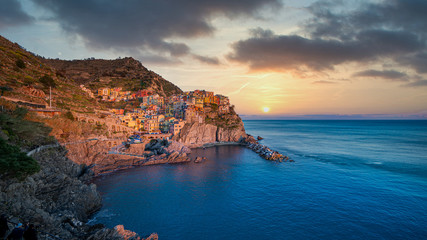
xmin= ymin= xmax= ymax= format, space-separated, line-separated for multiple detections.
xmin=93 ymin=121 xmax=427 ymax=240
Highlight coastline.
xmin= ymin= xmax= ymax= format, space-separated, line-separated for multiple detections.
xmin=94 ymin=137 xmax=291 ymax=177
xmin=198 ymin=141 xmax=243 ymax=148
xmin=90 ymin=120 xmax=427 ymax=240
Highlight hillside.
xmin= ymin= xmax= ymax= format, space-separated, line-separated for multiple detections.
xmin=44 ymin=57 xmax=183 ymax=97
xmin=0 ymin=105 xmax=156 ymax=239
xmin=0 ymin=35 xmax=182 ymax=114
xmin=0 ymin=35 xmax=101 ymax=113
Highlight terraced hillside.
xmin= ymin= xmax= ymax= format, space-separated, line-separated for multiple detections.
xmin=0 ymin=35 xmax=183 ymax=114
xmin=44 ymin=57 xmax=183 ymax=97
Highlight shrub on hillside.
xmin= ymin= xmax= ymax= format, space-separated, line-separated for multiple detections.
xmin=15 ymin=59 xmax=26 ymax=69
xmin=0 ymin=86 xmax=13 ymax=96
xmin=63 ymin=111 xmax=74 ymax=121
xmin=0 ymin=138 xmax=40 ymax=179
xmin=13 ymin=107 xmax=28 ymax=119
xmin=39 ymin=75 xmax=56 ymax=88
xmin=23 ymin=76 xmax=34 ymax=86
xmin=0 ymin=111 xmax=54 ymax=150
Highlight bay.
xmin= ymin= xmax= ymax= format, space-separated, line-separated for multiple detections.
xmin=92 ymin=120 xmax=427 ymax=239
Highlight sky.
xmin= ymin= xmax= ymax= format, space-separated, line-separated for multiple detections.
xmin=1 ymin=0 xmax=427 ymax=118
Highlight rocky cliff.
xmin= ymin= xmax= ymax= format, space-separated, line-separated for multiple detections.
xmin=64 ymin=139 xmax=191 ymax=175
xmin=173 ymin=112 xmax=247 ymax=147
xmin=0 ymin=146 xmax=103 ymax=239
xmin=0 ymin=108 xmax=154 ymax=239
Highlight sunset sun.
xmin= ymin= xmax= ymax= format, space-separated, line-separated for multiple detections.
xmin=263 ymin=107 xmax=270 ymax=113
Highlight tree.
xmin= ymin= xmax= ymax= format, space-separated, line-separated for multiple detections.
xmin=39 ymin=75 xmax=56 ymax=88
xmin=0 ymin=86 xmax=12 ymax=97
xmin=15 ymin=59 xmax=26 ymax=69
xmin=63 ymin=111 xmax=74 ymax=121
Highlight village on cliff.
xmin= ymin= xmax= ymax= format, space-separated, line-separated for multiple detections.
xmin=84 ymin=86 xmax=232 ymax=141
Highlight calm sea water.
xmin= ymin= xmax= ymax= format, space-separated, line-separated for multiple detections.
xmin=92 ymin=120 xmax=427 ymax=239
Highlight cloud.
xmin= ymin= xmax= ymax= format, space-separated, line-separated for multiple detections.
xmin=399 ymin=52 xmax=427 ymax=74
xmin=306 ymin=0 xmax=427 ymax=39
xmin=228 ymin=0 xmax=427 ymax=75
xmin=352 ymin=70 xmax=408 ymax=81
xmin=311 ymin=80 xmax=337 ymax=84
xmin=30 ymin=0 xmax=280 ymax=59
xmin=404 ymin=80 xmax=427 ymax=87
xmin=192 ymin=54 xmax=220 ymax=65
xmin=0 ymin=0 xmax=34 ymax=29
xmin=228 ymin=29 xmax=424 ymax=71
xmin=228 ymin=82 xmax=251 ymax=95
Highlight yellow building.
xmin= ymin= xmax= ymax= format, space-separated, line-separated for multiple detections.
xmin=195 ymin=97 xmax=204 ymax=109
xmin=98 ymin=87 xmax=110 ymax=96
xmin=171 ymin=120 xmax=186 ymax=135
xmin=144 ymin=119 xmax=160 ymax=133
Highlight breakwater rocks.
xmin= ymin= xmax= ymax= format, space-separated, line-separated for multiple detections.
xmin=239 ymin=135 xmax=293 ymax=163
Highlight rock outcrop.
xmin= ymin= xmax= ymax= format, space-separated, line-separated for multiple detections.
xmin=194 ymin=157 xmax=207 ymax=163
xmin=64 ymin=138 xmax=192 ymax=175
xmin=217 ymin=125 xmax=247 ymax=142
xmin=173 ymin=122 xmax=246 ymax=147
xmin=0 ymin=146 xmax=103 ymax=239
xmin=114 ymin=225 xmax=158 ymax=240
xmin=0 ymin=142 xmax=157 ymax=239
xmin=173 ymin=123 xmax=217 ymax=147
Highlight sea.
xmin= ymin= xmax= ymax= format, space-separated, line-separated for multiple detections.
xmin=91 ymin=120 xmax=427 ymax=239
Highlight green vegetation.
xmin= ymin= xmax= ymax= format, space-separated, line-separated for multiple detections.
xmin=63 ymin=111 xmax=75 ymax=121
xmin=0 ymin=108 xmax=55 ymax=150
xmin=140 ymin=78 xmax=148 ymax=89
xmin=0 ymin=108 xmax=50 ymax=179
xmin=205 ymin=113 xmax=240 ymax=129
xmin=159 ymin=78 xmax=181 ymax=96
xmin=23 ymin=76 xmax=34 ymax=86
xmin=15 ymin=59 xmax=26 ymax=69
xmin=0 ymin=86 xmax=13 ymax=96
xmin=39 ymin=75 xmax=56 ymax=88
xmin=0 ymin=138 xmax=40 ymax=179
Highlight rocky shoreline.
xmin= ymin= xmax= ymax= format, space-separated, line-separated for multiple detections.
xmin=0 ymin=136 xmax=290 ymax=240
xmin=0 ymin=145 xmax=157 ymax=240
xmin=0 ymin=130 xmax=291 ymax=240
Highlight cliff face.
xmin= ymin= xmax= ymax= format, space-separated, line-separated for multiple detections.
xmin=64 ymin=138 xmax=192 ymax=175
xmin=0 ymin=109 xmax=152 ymax=239
xmin=174 ymin=121 xmax=247 ymax=147
xmin=217 ymin=125 xmax=247 ymax=142
xmin=0 ymin=146 xmax=104 ymax=239
xmin=173 ymin=104 xmax=247 ymax=147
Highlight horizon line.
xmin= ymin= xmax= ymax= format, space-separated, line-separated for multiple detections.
xmin=240 ymin=113 xmax=427 ymax=120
